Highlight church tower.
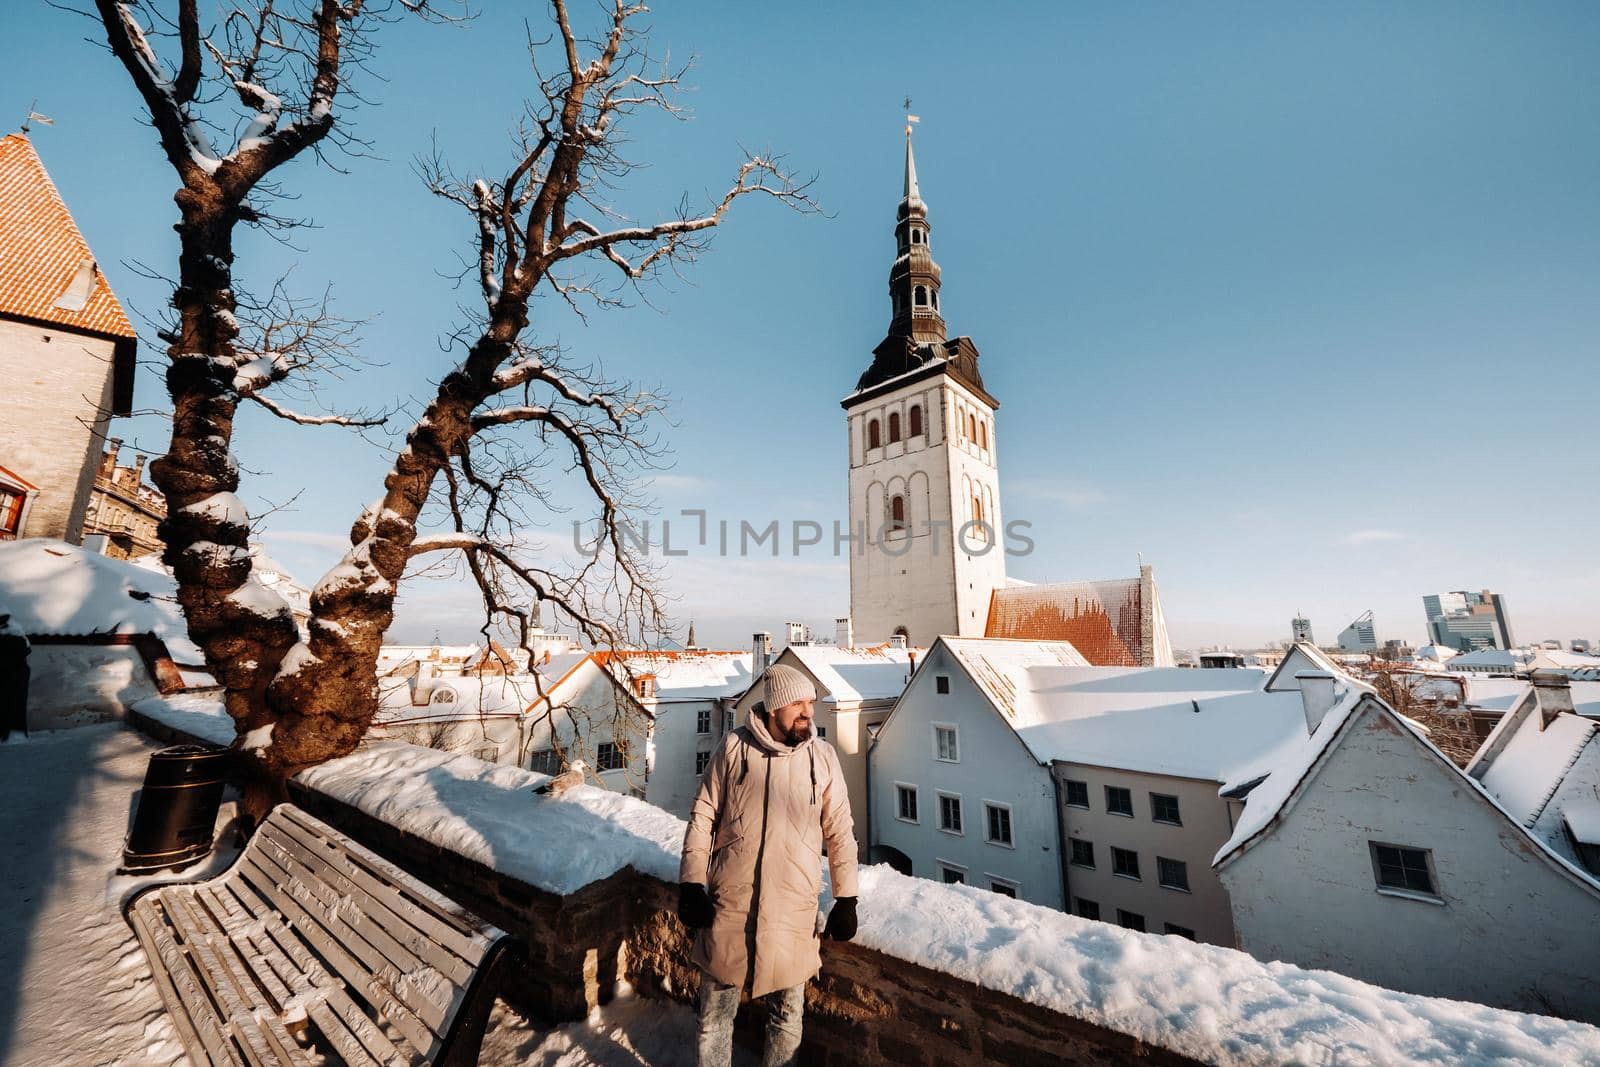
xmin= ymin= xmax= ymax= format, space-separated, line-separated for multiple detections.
xmin=842 ymin=126 xmax=1006 ymax=647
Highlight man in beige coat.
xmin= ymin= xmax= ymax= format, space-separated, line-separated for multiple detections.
xmin=679 ymin=663 xmax=859 ymax=1067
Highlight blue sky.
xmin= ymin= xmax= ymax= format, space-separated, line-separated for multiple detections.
xmin=7 ymin=2 xmax=1598 ymax=649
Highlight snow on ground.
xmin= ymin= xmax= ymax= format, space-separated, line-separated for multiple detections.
xmin=482 ymin=986 xmax=756 ymax=1067
xmin=0 ymin=725 xmax=199 ymax=1067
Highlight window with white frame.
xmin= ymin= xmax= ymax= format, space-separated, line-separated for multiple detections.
xmin=941 ymin=865 xmax=965 ymax=885
xmin=989 ymin=878 xmax=1017 ymax=898
xmin=528 ymin=749 xmax=560 ymax=775
xmin=1117 ymin=909 xmax=1146 ymax=932
xmin=696 ymin=708 xmax=711 ymax=735
xmin=1075 ymin=898 xmax=1100 ymax=920
xmin=984 ymin=802 xmax=1013 ymax=847
xmin=596 ymin=742 xmax=625 ymax=771
xmin=1105 ymin=785 xmax=1134 ymax=817
xmin=896 ymin=784 xmax=919 ymax=823
xmin=938 ymin=793 xmax=963 ymax=835
xmin=1070 ymin=838 xmax=1095 ymax=869
xmin=1157 ymin=856 xmax=1190 ymax=892
xmin=1111 ymin=846 xmax=1140 ymax=880
xmin=1369 ymin=842 xmax=1439 ymax=898
xmin=934 ymin=724 xmax=959 ymax=762
xmin=1063 ymin=779 xmax=1089 ymax=809
xmin=935 ymin=674 xmax=950 ymax=695
xmin=1151 ymin=793 xmax=1182 ymax=825
xmin=695 ymin=750 xmax=711 ymax=776
xmin=723 ymin=710 xmax=736 ymax=733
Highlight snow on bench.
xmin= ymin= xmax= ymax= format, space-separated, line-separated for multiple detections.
xmin=124 ymin=804 xmax=519 ymax=1067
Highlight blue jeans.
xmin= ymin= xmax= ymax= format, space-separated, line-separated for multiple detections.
xmin=696 ymin=976 xmax=804 ymax=1067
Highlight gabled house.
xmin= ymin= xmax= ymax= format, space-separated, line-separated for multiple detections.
xmin=519 ymin=649 xmax=755 ymax=817
xmin=1215 ymin=668 xmax=1600 ymax=1022
xmin=735 ymin=640 xmax=921 ymax=852
xmin=868 ymin=635 xmax=1307 ymax=930
xmin=1468 ymin=671 xmax=1600 ymax=880
xmin=0 ymin=133 xmax=138 ymax=543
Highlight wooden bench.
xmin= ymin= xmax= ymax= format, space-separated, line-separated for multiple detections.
xmin=125 ymin=804 xmax=520 ymax=1066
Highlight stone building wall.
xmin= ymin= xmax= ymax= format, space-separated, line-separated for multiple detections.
xmin=0 ymin=317 xmax=121 ymax=542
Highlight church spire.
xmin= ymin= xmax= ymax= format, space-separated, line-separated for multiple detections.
xmin=887 ymin=118 xmax=945 ymax=344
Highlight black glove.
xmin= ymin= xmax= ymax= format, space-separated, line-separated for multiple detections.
xmin=678 ymin=882 xmax=714 ymax=930
xmin=822 ymin=897 xmax=857 ymax=942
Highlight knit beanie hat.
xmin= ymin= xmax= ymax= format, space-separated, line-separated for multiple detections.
xmin=763 ymin=664 xmax=816 ymax=713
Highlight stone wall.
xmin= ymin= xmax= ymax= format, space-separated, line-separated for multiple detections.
xmin=286 ymin=782 xmax=1202 ymax=1066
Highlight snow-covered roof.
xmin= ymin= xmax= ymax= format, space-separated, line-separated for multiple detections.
xmin=375 ymin=672 xmax=550 ymax=724
xmin=1414 ymin=644 xmax=1459 ymax=663
xmin=376 ymin=644 xmax=481 ymax=675
xmin=1529 ymin=648 xmax=1600 ymax=672
xmin=1458 ymin=676 xmax=1533 ymax=712
xmin=1446 ymin=648 xmax=1522 ymax=671
xmin=0 ymin=538 xmax=202 ymax=662
xmin=596 ymin=649 xmax=754 ymax=702
xmin=939 ymin=638 xmax=1303 ymax=781
xmin=781 ymin=643 xmax=920 ymax=704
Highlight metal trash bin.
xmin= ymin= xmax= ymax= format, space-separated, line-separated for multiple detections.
xmin=122 ymin=744 xmax=233 ymax=873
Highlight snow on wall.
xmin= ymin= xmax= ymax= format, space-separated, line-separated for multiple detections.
xmin=25 ymin=644 xmax=159 ymax=730
xmin=293 ymin=737 xmax=1600 ymax=1065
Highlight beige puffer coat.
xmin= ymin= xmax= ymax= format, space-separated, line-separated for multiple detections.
xmin=680 ymin=710 xmax=859 ymax=998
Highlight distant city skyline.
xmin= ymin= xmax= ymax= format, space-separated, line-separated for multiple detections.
xmin=6 ymin=2 xmax=1598 ymax=651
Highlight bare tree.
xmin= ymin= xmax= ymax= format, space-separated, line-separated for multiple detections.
xmin=1371 ymin=668 xmax=1482 ymax=767
xmin=92 ymin=0 xmax=814 ymax=814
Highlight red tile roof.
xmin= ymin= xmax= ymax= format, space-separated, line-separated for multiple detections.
xmin=0 ymin=133 xmax=136 ymax=412
xmin=985 ymin=578 xmax=1145 ymax=667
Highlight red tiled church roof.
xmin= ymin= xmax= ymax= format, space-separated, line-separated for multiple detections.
xmin=985 ymin=578 xmax=1146 ymax=667
xmin=0 ymin=133 xmax=137 ymax=412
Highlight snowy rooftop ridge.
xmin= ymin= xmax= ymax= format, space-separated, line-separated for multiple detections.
xmin=782 ymin=642 xmax=922 ymax=703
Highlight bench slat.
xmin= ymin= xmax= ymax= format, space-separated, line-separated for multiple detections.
xmin=130 ymin=897 xmax=235 ymax=1067
xmin=257 ymin=822 xmax=478 ymax=986
xmin=308 ymin=1000 xmax=386 ymax=1067
xmin=235 ymin=851 xmax=442 ymax=1053
xmin=164 ymin=890 xmax=287 ymax=1067
xmin=130 ymin=804 xmax=507 ymax=1067
xmin=276 ymin=806 xmax=498 ymax=947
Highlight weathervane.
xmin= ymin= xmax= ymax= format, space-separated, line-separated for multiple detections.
xmin=904 ymin=97 xmax=919 ymax=137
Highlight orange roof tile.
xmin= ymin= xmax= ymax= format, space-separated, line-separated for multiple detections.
xmin=0 ymin=133 xmax=136 ymax=412
xmin=985 ymin=578 xmax=1145 ymax=667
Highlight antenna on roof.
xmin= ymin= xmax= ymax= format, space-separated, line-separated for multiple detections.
xmin=21 ymin=100 xmax=54 ymax=134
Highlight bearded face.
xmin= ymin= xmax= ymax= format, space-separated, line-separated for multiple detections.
xmin=771 ymin=698 xmax=815 ymax=745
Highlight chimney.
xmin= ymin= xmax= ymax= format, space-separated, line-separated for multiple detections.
xmin=1295 ymin=670 xmax=1337 ymax=735
xmin=132 ymin=454 xmax=148 ymax=486
xmin=103 ymin=437 xmax=123 ymax=478
xmin=1531 ymin=668 xmax=1574 ymax=729
xmin=414 ymin=660 xmax=437 ymax=705
xmin=889 ymin=633 xmax=908 ymax=650
xmin=752 ymin=631 xmax=772 ymax=675
xmin=836 ymin=616 xmax=854 ymax=648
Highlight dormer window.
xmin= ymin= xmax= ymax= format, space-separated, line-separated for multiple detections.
xmin=888 ymin=412 xmax=901 ymax=443
xmin=868 ymin=419 xmax=881 ymax=450
xmin=636 ymin=675 xmax=656 ymax=698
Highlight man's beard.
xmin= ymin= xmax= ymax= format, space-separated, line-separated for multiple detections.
xmin=782 ymin=720 xmax=813 ymax=745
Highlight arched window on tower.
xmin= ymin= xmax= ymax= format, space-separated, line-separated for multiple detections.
xmin=915 ymin=286 xmax=927 ymax=307
xmin=972 ymin=494 xmax=988 ymax=542
xmin=967 ymin=412 xmax=977 ymax=441
xmin=890 ymin=494 xmax=906 ymax=530
xmin=908 ymin=405 xmax=923 ymax=437
xmin=979 ymin=420 xmax=988 ymax=450
xmin=888 ymin=412 xmax=901 ymax=443
xmin=932 ymin=289 xmax=939 ymax=310
xmin=911 ymin=229 xmax=921 ymax=244
xmin=868 ymin=419 xmax=881 ymax=450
